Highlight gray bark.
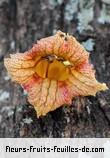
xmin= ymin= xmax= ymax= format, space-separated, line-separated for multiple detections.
xmin=0 ymin=0 xmax=110 ymax=137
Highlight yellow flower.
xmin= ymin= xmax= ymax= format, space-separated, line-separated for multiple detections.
xmin=4 ymin=31 xmax=108 ymax=117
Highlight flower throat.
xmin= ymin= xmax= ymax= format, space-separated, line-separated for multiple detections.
xmin=35 ymin=55 xmax=71 ymax=81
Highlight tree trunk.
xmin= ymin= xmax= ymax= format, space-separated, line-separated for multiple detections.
xmin=0 ymin=0 xmax=110 ymax=137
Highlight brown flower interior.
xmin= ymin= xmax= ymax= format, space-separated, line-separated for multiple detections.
xmin=35 ymin=55 xmax=71 ymax=81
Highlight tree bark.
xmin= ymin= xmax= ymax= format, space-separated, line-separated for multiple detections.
xmin=0 ymin=0 xmax=110 ymax=137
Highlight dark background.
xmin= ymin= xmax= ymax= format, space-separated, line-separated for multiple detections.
xmin=0 ymin=0 xmax=110 ymax=137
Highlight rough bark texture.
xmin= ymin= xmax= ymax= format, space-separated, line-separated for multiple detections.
xmin=0 ymin=0 xmax=110 ymax=137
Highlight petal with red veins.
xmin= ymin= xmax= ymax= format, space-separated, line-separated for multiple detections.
xmin=75 ymin=61 xmax=95 ymax=78
xmin=41 ymin=80 xmax=57 ymax=116
xmin=54 ymin=81 xmax=72 ymax=109
xmin=35 ymin=78 xmax=50 ymax=116
xmin=67 ymin=69 xmax=108 ymax=97
xmin=4 ymin=54 xmax=41 ymax=84
xmin=23 ymin=75 xmax=43 ymax=105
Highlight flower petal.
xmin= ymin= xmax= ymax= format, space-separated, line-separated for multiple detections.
xmin=67 ymin=69 xmax=108 ymax=97
xmin=23 ymin=75 xmax=43 ymax=104
xmin=32 ymin=36 xmax=55 ymax=56
xmin=34 ymin=78 xmax=51 ymax=117
xmin=31 ymin=31 xmax=89 ymax=66
xmin=25 ymin=79 xmax=72 ymax=117
xmin=55 ymin=81 xmax=72 ymax=109
xmin=53 ymin=31 xmax=89 ymax=65
xmin=37 ymin=79 xmax=57 ymax=117
xmin=75 ymin=61 xmax=95 ymax=78
xmin=4 ymin=54 xmax=41 ymax=84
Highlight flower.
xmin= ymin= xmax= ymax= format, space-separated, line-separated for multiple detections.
xmin=4 ymin=31 xmax=108 ymax=117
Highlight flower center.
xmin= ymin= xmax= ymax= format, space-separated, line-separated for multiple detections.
xmin=35 ymin=55 xmax=71 ymax=81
